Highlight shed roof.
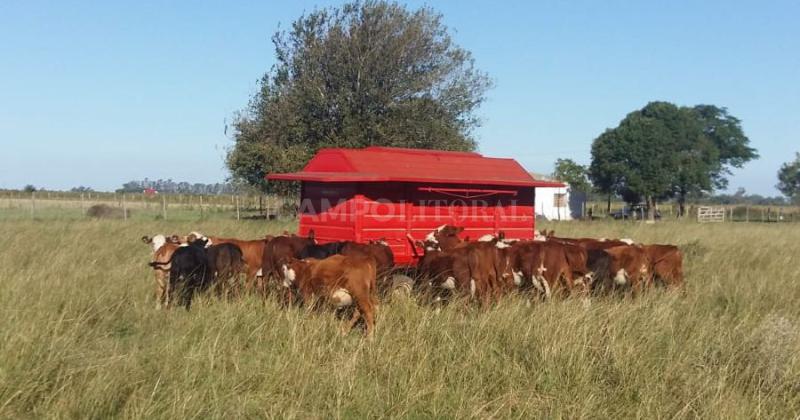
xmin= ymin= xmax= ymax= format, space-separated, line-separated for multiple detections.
xmin=267 ymin=146 xmax=564 ymax=187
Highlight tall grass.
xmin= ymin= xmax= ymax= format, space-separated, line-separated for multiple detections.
xmin=1 ymin=219 xmax=799 ymax=418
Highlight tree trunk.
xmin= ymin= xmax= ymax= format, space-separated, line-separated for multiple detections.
xmin=646 ymin=195 xmax=656 ymax=222
xmin=606 ymin=194 xmax=612 ymax=214
xmin=677 ymin=189 xmax=686 ymax=218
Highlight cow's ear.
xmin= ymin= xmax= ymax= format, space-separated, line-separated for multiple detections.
xmin=141 ymin=236 xmax=151 ymax=244
xmin=169 ymin=235 xmax=180 ymax=243
xmin=498 ymin=231 xmax=506 ymax=240
xmin=187 ymin=234 xmax=197 ymax=243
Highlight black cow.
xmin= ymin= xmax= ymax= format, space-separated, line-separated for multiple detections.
xmin=150 ymin=238 xmax=213 ymax=309
xmin=298 ymin=241 xmax=348 ymax=260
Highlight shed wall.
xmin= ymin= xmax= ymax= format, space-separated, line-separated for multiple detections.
xmin=297 ymin=181 xmax=535 ymax=264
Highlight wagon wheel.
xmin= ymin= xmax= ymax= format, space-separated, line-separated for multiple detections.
xmin=388 ymin=274 xmax=415 ymax=298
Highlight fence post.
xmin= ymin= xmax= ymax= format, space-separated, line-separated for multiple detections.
xmin=162 ymin=195 xmax=167 ymax=220
xmin=31 ymin=191 xmax=35 ymax=219
xmin=745 ymin=206 xmax=749 ymax=223
xmin=122 ymin=194 xmax=127 ymax=220
xmin=199 ymin=195 xmax=204 ymax=219
xmin=236 ymin=195 xmax=240 ymax=221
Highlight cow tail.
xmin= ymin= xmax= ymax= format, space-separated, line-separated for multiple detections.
xmin=149 ymin=253 xmax=175 ymax=268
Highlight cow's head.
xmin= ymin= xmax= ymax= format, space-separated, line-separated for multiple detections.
xmin=370 ymin=238 xmax=389 ymax=247
xmin=426 ymin=225 xmax=464 ymax=251
xmin=167 ymin=234 xmax=190 ymax=245
xmin=142 ymin=234 xmax=167 ymax=253
xmin=281 ymin=259 xmax=311 ymax=288
xmin=190 ymin=238 xmax=209 ymax=248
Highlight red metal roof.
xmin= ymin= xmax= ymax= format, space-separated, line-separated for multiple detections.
xmin=267 ymin=146 xmax=564 ymax=187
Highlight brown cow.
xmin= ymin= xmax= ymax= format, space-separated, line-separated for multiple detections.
xmin=417 ymin=237 xmax=512 ymax=305
xmin=455 ymin=241 xmax=515 ymax=305
xmin=206 ymin=243 xmax=246 ymax=299
xmin=282 ymin=254 xmax=378 ymax=336
xmin=189 ymin=231 xmax=272 ymax=292
xmin=509 ymin=239 xmax=595 ymax=299
xmin=142 ymin=234 xmax=185 ymax=309
xmin=341 ymin=240 xmax=395 ymax=290
xmin=261 ymin=231 xmax=316 ymax=296
xmin=641 ymin=244 xmax=683 ymax=288
xmin=602 ymin=245 xmax=651 ymax=294
xmin=552 ymin=238 xmax=635 ymax=292
xmin=425 ymin=225 xmax=465 ymax=252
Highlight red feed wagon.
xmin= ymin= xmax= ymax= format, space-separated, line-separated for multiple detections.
xmin=267 ymin=146 xmax=563 ymax=265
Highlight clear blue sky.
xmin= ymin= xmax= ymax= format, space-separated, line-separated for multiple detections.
xmin=1 ymin=0 xmax=798 ymax=194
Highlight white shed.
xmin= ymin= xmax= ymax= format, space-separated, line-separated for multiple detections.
xmin=530 ymin=173 xmax=586 ymax=221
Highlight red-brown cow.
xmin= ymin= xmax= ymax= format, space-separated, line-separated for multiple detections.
xmin=189 ymin=232 xmax=272 ymax=292
xmin=261 ymin=231 xmax=316 ymax=296
xmin=508 ymin=241 xmax=576 ymax=298
xmin=142 ymin=234 xmax=185 ymax=309
xmin=425 ymin=225 xmax=465 ymax=252
xmin=341 ymin=240 xmax=395 ymax=290
xmin=416 ymin=231 xmax=512 ymax=305
xmin=602 ymin=245 xmax=651 ymax=294
xmin=641 ymin=244 xmax=684 ymax=288
xmin=282 ymin=254 xmax=378 ymax=336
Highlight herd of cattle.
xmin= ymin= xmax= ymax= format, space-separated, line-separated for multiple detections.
xmin=142 ymin=226 xmax=684 ymax=336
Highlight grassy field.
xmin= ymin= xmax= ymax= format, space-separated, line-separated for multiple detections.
xmin=1 ymin=217 xmax=799 ymax=418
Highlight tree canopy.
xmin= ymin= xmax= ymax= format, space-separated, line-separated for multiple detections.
xmin=227 ymin=0 xmax=492 ymax=192
xmin=552 ymin=158 xmax=590 ymax=193
xmin=777 ymin=152 xmax=800 ymax=203
xmin=589 ymin=101 xmax=757 ymax=219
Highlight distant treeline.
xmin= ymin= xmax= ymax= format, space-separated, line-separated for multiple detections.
xmin=697 ymin=189 xmax=789 ymax=206
xmin=116 ymin=179 xmax=238 ymax=195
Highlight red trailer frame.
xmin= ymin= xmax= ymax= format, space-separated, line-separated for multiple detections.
xmin=268 ymin=147 xmax=563 ymax=265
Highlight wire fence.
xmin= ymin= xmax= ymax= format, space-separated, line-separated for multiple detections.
xmin=584 ymin=201 xmax=800 ymax=223
xmin=0 ymin=191 xmax=296 ymax=222
xmin=2 ymin=190 xmax=798 ymax=223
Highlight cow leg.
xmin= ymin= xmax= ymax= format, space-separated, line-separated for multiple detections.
xmin=538 ymin=275 xmax=551 ymax=300
xmin=343 ymin=307 xmax=362 ymax=335
xmin=155 ymin=272 xmax=167 ymax=310
xmin=357 ymin=297 xmax=376 ymax=337
xmin=167 ymin=272 xmax=182 ymax=310
xmin=231 ymin=272 xmax=242 ymax=300
xmin=560 ymin=270 xmax=574 ymax=298
xmin=529 ymin=274 xmax=545 ymax=294
xmin=343 ymin=283 xmax=376 ymax=337
xmin=246 ymin=267 xmax=259 ymax=294
xmin=213 ymin=273 xmax=225 ymax=298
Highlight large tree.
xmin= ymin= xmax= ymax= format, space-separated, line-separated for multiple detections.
xmin=589 ymin=101 xmax=757 ymax=220
xmin=589 ymin=106 xmax=679 ymax=220
xmin=227 ymin=1 xmax=492 ymax=192
xmin=777 ymin=152 xmax=800 ymax=203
